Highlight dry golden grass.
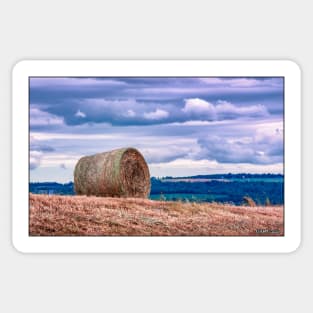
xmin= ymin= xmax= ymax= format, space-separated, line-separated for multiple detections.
xmin=29 ymin=193 xmax=284 ymax=236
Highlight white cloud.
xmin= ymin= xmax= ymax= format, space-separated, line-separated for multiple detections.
xmin=30 ymin=135 xmax=56 ymax=170
xmin=169 ymin=120 xmax=212 ymax=126
xmin=197 ymin=120 xmax=283 ymax=165
xmin=216 ymin=101 xmax=268 ymax=116
xmin=40 ymin=154 xmax=79 ymax=167
xmin=124 ymin=109 xmax=136 ymax=117
xmin=182 ymin=98 xmax=268 ymax=121
xmin=254 ymin=121 xmax=283 ymax=143
xmin=226 ymin=78 xmax=262 ymax=87
xmin=30 ymin=108 xmax=64 ymax=127
xmin=199 ymin=78 xmax=282 ymax=88
xmin=29 ymin=166 xmax=75 ymax=183
xmin=144 ymin=109 xmax=169 ymax=120
xmin=30 ymin=151 xmax=43 ymax=170
xmin=75 ymin=110 xmax=86 ymax=118
xmin=183 ymin=98 xmax=216 ymax=118
xmin=30 ymin=78 xmax=127 ymax=88
xmin=149 ymin=158 xmax=283 ymax=177
xmin=198 ymin=78 xmax=223 ymax=85
xmin=30 ymin=132 xmax=124 ymax=141
xmin=141 ymin=146 xmax=192 ymax=163
xmin=200 ymin=77 xmax=257 ymax=87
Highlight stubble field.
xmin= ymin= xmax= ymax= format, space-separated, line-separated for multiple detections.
xmin=29 ymin=193 xmax=284 ymax=236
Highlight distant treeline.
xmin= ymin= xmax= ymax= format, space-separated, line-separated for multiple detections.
xmin=29 ymin=173 xmax=284 ymax=205
xmin=150 ymin=176 xmax=283 ymax=205
xmin=162 ymin=173 xmax=283 ymax=180
xmin=30 ymin=182 xmax=74 ymax=196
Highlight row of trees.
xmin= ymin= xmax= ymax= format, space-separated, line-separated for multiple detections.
xmin=30 ymin=176 xmax=284 ymax=205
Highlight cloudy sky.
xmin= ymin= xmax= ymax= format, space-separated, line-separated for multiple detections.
xmin=29 ymin=77 xmax=284 ymax=183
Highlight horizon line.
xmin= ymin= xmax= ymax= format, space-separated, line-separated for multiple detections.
xmin=30 ymin=172 xmax=284 ymax=184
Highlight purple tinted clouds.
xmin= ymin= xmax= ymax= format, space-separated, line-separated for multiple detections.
xmin=29 ymin=77 xmax=284 ymax=180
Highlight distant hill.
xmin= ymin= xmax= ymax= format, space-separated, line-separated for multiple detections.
xmin=162 ymin=173 xmax=283 ymax=180
xmin=29 ymin=182 xmax=74 ymax=195
xmin=29 ymin=173 xmax=284 ymax=205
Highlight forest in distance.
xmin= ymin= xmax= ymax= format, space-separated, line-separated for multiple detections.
xmin=29 ymin=173 xmax=284 ymax=206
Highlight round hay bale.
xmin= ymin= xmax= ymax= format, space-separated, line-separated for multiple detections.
xmin=74 ymin=147 xmax=150 ymax=198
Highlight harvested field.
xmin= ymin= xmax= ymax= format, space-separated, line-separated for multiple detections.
xmin=29 ymin=194 xmax=284 ymax=236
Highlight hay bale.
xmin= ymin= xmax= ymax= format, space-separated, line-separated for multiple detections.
xmin=74 ymin=147 xmax=150 ymax=198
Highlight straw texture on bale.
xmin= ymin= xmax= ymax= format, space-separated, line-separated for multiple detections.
xmin=74 ymin=148 xmax=150 ymax=198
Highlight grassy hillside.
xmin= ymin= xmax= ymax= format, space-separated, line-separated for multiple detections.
xmin=29 ymin=194 xmax=284 ymax=236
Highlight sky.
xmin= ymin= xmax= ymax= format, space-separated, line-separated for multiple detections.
xmin=29 ymin=77 xmax=284 ymax=183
